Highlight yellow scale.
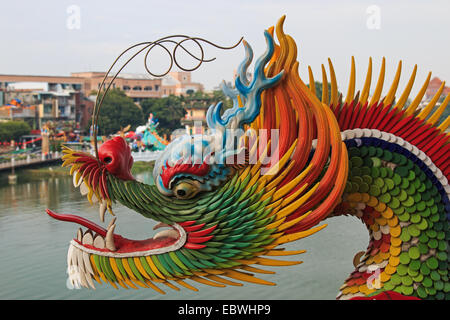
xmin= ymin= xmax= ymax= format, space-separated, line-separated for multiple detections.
xmin=339 ymin=193 xmax=403 ymax=297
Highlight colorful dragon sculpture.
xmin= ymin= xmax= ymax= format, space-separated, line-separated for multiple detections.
xmin=46 ymin=16 xmax=449 ymax=300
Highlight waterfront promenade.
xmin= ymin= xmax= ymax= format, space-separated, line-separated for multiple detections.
xmin=0 ymin=149 xmax=161 ymax=173
xmin=0 ymin=152 xmax=61 ymax=172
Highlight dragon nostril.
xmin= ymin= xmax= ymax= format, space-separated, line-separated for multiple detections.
xmin=103 ymin=156 xmax=112 ymax=164
xmin=177 ymin=189 xmax=186 ymax=197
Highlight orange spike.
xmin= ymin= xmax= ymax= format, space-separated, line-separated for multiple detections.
xmin=369 ymin=57 xmax=386 ymax=106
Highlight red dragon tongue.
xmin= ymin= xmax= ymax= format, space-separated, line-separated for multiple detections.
xmin=46 ymin=209 xmax=107 ymax=237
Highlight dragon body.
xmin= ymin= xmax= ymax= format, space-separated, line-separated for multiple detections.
xmin=47 ymin=17 xmax=449 ymax=300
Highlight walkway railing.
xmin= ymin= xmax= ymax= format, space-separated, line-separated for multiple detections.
xmin=0 ymin=149 xmax=160 ymax=173
xmin=131 ymin=150 xmax=162 ymax=162
xmin=0 ymin=152 xmax=61 ymax=172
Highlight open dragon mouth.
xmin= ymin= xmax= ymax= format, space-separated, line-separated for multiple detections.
xmin=46 ymin=209 xmax=186 ymax=258
xmin=46 ymin=209 xmax=188 ymax=290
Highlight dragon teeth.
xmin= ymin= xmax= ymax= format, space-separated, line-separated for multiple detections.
xmin=82 ymin=230 xmax=93 ymax=245
xmin=153 ymin=222 xmax=170 ymax=230
xmin=73 ymin=172 xmax=82 ymax=188
xmin=77 ymin=228 xmax=83 ymax=241
xmin=153 ymin=229 xmax=179 ymax=240
xmin=78 ymin=224 xmax=116 ymax=252
xmin=93 ymin=234 xmax=105 ymax=249
xmin=105 ymin=224 xmax=117 ymax=251
xmin=107 ymin=217 xmax=117 ymax=230
xmin=80 ymin=182 xmax=89 ymax=196
xmin=99 ymin=201 xmax=107 ymax=222
xmin=91 ymin=194 xmax=99 ymax=204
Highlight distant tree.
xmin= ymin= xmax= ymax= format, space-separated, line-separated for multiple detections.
xmin=438 ymin=102 xmax=450 ymax=126
xmin=140 ymin=90 xmax=233 ymax=136
xmin=307 ymin=81 xmax=333 ymax=105
xmin=403 ymin=98 xmax=412 ymax=109
xmin=0 ymin=121 xmax=31 ymax=141
xmin=211 ymin=90 xmax=233 ymax=109
xmin=94 ymin=89 xmax=144 ymax=135
xmin=140 ymin=95 xmax=186 ymax=136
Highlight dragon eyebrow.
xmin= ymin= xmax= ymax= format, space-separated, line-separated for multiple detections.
xmin=160 ymin=161 xmax=210 ymax=189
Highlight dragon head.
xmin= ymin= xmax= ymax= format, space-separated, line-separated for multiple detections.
xmin=98 ymin=136 xmax=134 ymax=181
xmin=47 ymin=17 xmax=346 ymax=292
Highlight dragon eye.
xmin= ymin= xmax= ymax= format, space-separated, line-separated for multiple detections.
xmin=173 ymin=180 xmax=200 ymax=199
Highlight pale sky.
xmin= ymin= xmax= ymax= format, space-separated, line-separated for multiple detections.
xmin=1 ymin=0 xmax=449 ymax=98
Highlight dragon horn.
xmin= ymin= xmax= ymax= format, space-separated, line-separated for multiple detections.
xmin=208 ymin=30 xmax=284 ymax=134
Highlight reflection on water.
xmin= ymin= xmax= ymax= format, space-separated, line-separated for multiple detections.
xmin=0 ymin=168 xmax=368 ymax=300
xmin=2 ymin=176 xmax=78 ymax=213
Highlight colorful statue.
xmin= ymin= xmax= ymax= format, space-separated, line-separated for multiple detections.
xmin=47 ymin=16 xmax=449 ymax=300
xmin=134 ymin=113 xmax=168 ymax=151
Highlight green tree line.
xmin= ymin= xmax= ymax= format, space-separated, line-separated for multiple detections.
xmin=0 ymin=121 xmax=31 ymax=141
xmin=92 ymin=89 xmax=232 ymax=136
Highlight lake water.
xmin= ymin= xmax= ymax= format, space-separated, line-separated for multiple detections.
xmin=0 ymin=168 xmax=368 ymax=300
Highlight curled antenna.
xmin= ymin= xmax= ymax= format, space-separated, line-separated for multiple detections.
xmin=91 ymin=35 xmax=244 ymax=159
